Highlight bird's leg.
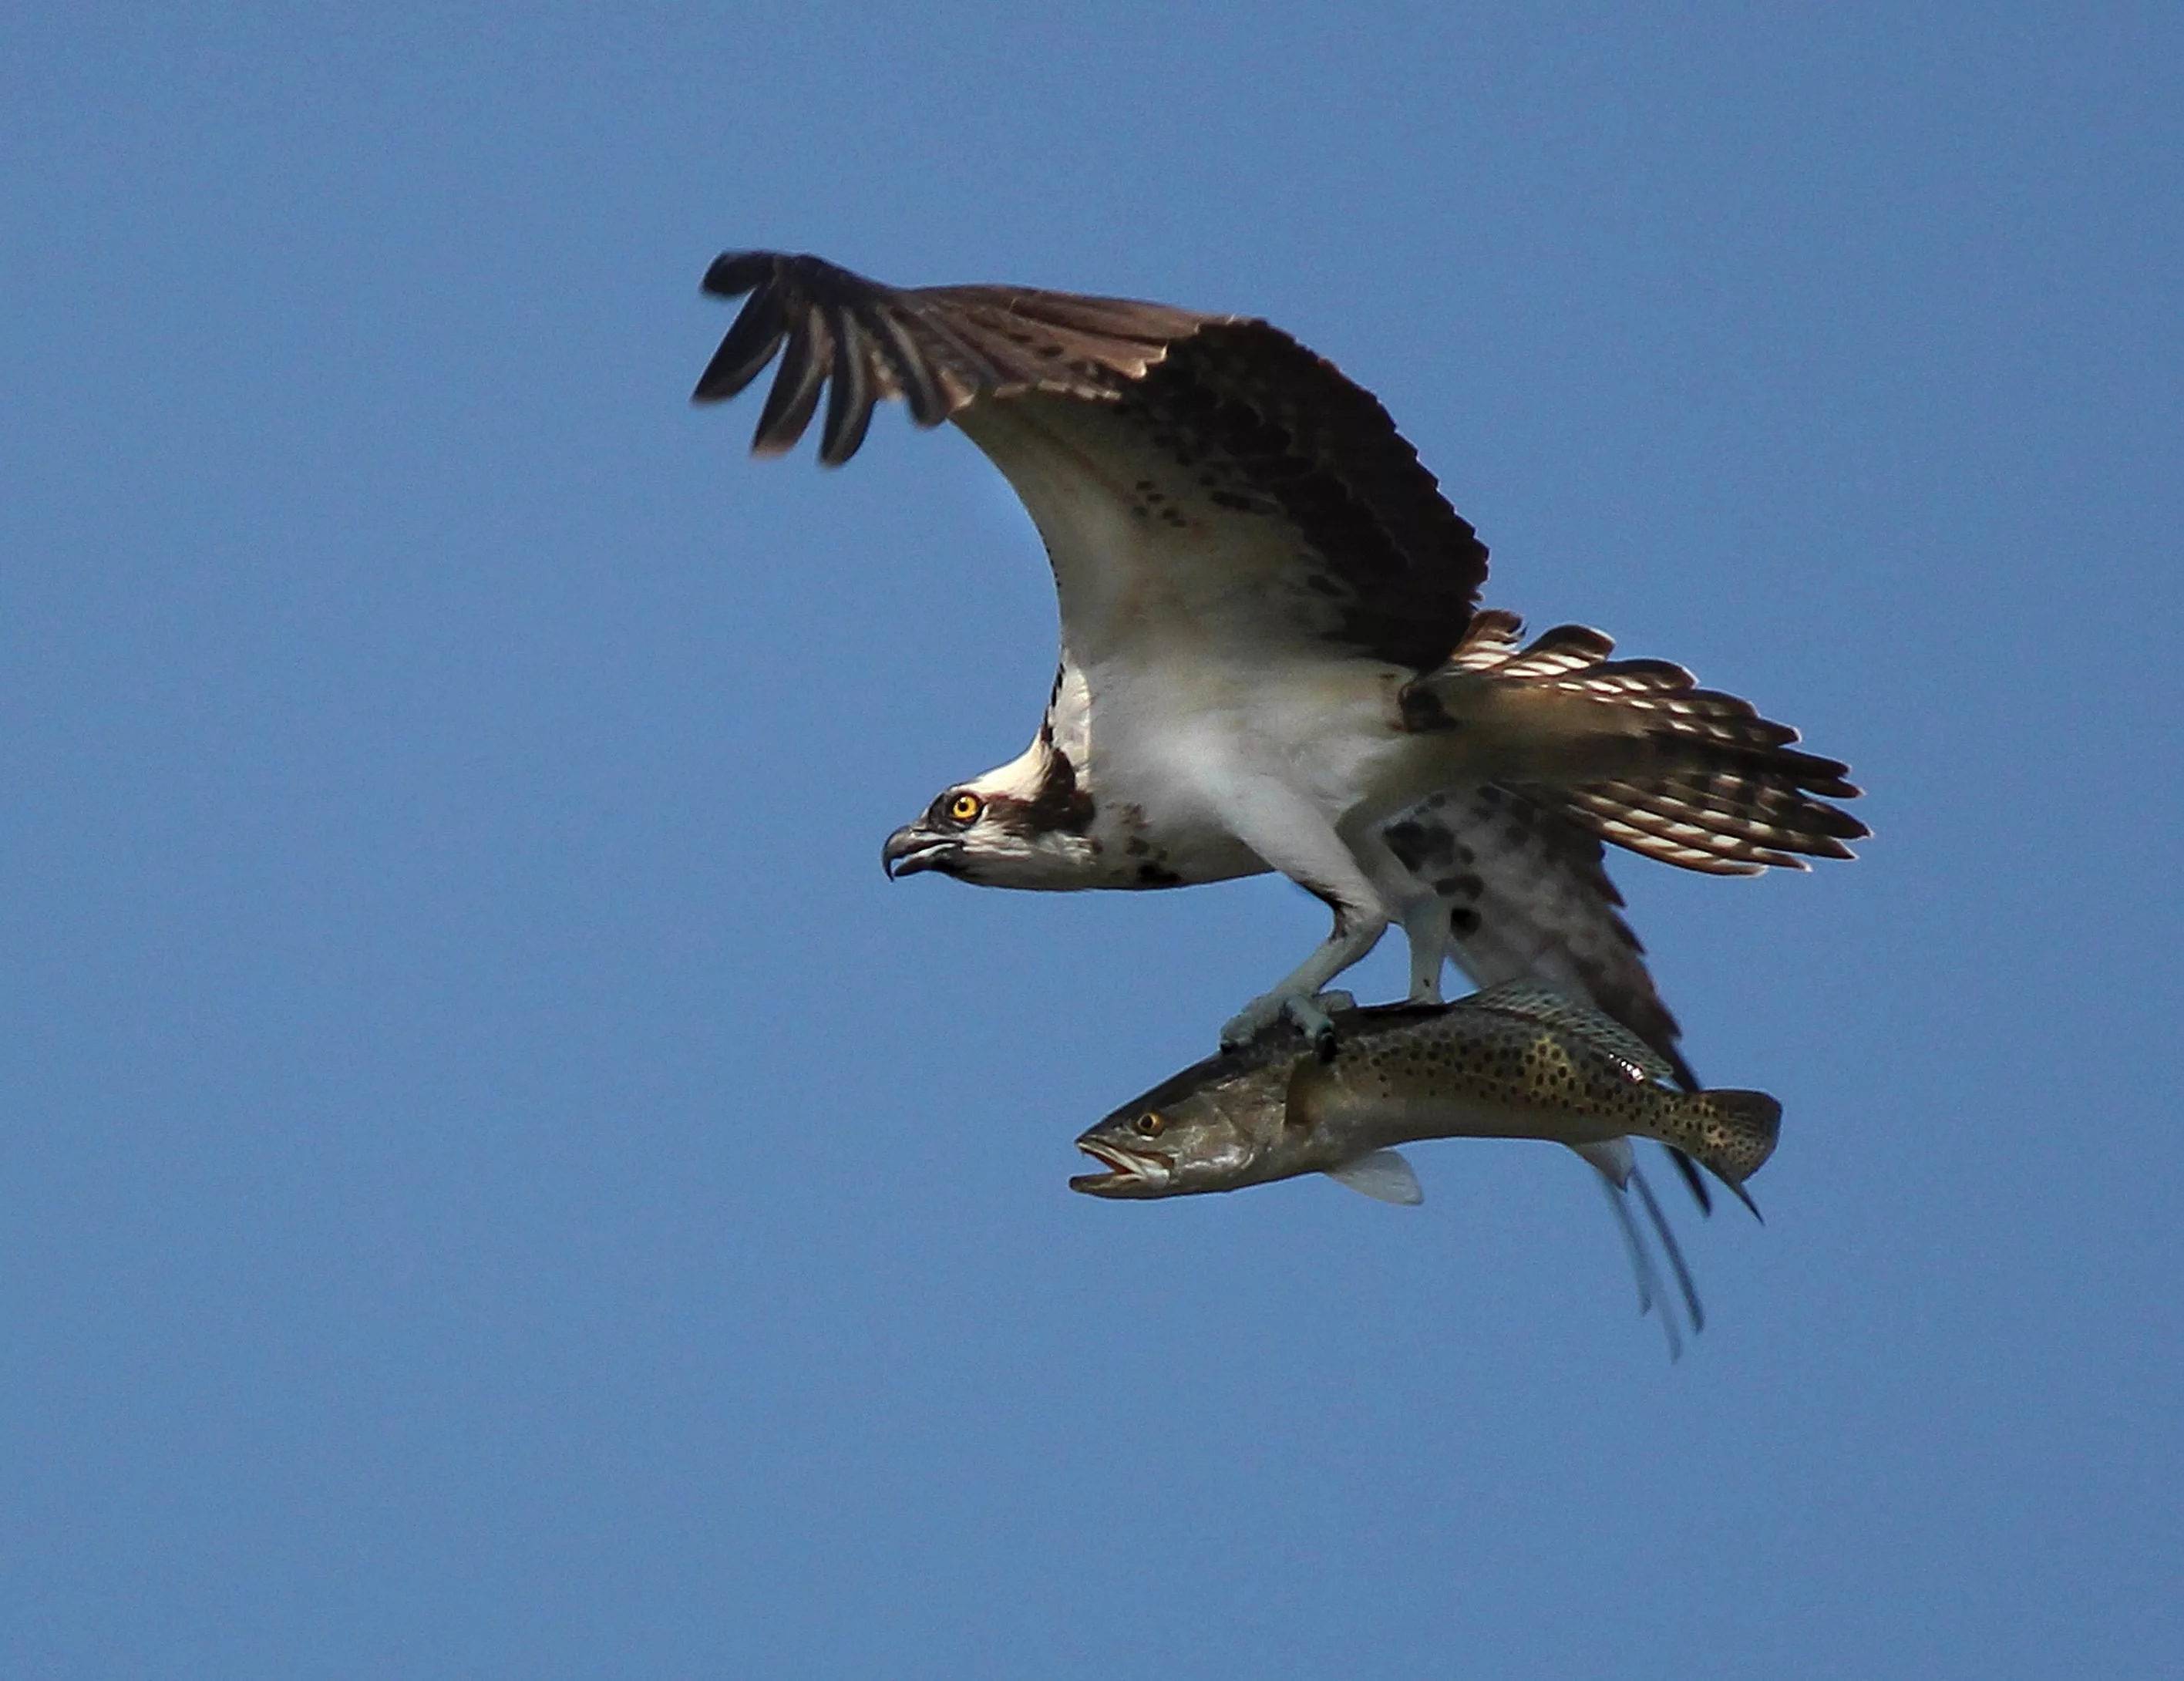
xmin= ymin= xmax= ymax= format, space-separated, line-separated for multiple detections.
xmin=1402 ymin=916 xmax=1449 ymax=1003
xmin=1197 ymin=771 xmax=1395 ymax=1055
xmin=1219 ymin=906 xmax=1389 ymax=1056
xmin=1356 ymin=824 xmax=1451 ymax=1002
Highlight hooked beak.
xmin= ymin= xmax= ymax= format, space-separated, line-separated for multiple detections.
xmin=1069 ymin=1137 xmax=1174 ymax=1198
xmin=881 ymin=823 xmax=962 ymax=880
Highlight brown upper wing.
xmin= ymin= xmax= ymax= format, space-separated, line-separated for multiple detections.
xmin=692 ymin=251 xmax=1215 ymax=460
xmin=693 ymin=252 xmax=1489 ymax=673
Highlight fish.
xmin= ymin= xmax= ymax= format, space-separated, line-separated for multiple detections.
xmin=1072 ymin=980 xmax=1782 ymax=1354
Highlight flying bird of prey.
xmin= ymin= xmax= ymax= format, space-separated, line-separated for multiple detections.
xmin=692 ymin=251 xmax=1865 ymax=1066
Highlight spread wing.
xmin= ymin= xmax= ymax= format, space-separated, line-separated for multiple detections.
xmin=693 ymin=251 xmax=1489 ymax=673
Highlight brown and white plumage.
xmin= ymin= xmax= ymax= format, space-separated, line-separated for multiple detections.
xmin=695 ymin=251 xmax=1488 ymax=673
xmin=693 ymin=251 xmax=1865 ymax=1063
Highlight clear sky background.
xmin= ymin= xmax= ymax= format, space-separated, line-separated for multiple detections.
xmin=6 ymin=7 xmax=2179 ymax=1677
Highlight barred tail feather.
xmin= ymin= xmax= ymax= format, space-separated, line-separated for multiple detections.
xmin=1548 ymin=660 xmax=1851 ymax=767
xmin=1446 ymin=612 xmax=1614 ymax=677
xmin=1542 ymin=768 xmax=1866 ymax=874
xmin=1446 ymin=609 xmax=1526 ymax=669
xmin=1409 ymin=622 xmax=1868 ymax=878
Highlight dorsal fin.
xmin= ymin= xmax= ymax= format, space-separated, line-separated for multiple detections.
xmin=1455 ymin=981 xmax=1681 ymax=1084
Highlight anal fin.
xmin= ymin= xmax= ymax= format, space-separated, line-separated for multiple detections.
xmin=1325 ymin=1148 xmax=1425 ymax=1206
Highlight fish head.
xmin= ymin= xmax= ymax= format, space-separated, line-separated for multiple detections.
xmin=1071 ymin=1053 xmax=1287 ymax=1198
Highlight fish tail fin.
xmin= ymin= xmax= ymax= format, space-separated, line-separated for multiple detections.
xmin=1678 ymin=1090 xmax=1782 ymax=1206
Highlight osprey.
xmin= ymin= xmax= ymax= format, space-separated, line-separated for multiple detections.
xmin=692 ymin=252 xmax=1865 ymax=1071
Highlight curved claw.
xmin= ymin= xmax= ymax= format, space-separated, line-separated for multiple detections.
xmin=1219 ymin=995 xmax=1282 ymax=1050
xmin=1281 ymin=992 xmax=1338 ymax=1055
xmin=1220 ymin=989 xmax=1345 ymax=1056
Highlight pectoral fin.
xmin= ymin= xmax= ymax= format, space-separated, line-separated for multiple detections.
xmin=1325 ymin=1148 xmax=1425 ymax=1205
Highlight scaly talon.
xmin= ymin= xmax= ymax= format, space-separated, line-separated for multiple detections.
xmin=1220 ymin=993 xmax=1284 ymax=1050
xmin=1220 ymin=989 xmax=1347 ymax=1054
xmin=1281 ymin=992 xmax=1337 ymax=1052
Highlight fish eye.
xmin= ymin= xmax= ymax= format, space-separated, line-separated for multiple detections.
xmin=944 ymin=791 xmax=984 ymax=825
xmin=1133 ymin=1111 xmax=1166 ymax=1137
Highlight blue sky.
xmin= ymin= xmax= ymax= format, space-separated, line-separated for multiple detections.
xmin=5 ymin=7 xmax=2179 ymax=1677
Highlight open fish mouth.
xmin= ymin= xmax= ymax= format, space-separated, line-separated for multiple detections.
xmin=1069 ymin=1138 xmax=1174 ymax=1197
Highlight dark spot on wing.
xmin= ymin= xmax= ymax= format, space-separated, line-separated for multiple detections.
xmin=1384 ymin=818 xmax=1476 ymax=877
xmin=1126 ymin=324 xmax=1490 ymax=673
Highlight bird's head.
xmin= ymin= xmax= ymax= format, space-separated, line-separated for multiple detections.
xmin=881 ymin=746 xmax=1100 ymax=890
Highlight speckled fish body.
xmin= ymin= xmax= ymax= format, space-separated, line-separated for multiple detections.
xmin=1072 ymin=981 xmax=1779 ymax=1203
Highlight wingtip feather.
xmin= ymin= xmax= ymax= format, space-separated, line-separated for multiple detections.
xmin=701 ymin=250 xmax=778 ymax=299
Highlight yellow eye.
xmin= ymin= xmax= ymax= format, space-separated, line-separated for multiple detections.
xmin=947 ymin=792 xmax=983 ymax=824
xmin=1133 ymin=1111 xmax=1166 ymax=1137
